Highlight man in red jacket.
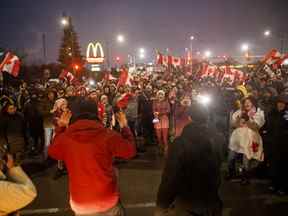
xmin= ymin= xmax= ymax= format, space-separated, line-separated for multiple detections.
xmin=48 ymin=97 xmax=136 ymax=216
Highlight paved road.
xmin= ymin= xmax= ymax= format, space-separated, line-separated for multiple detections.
xmin=21 ymin=147 xmax=288 ymax=216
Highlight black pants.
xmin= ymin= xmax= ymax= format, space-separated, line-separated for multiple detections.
xmin=30 ymin=130 xmax=44 ymax=153
xmin=270 ymin=155 xmax=288 ymax=191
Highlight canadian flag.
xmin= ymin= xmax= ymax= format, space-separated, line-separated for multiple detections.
xmin=156 ymin=52 xmax=163 ymax=65
xmin=262 ymin=49 xmax=288 ymax=67
xmin=118 ymin=68 xmax=132 ymax=86
xmin=59 ymin=69 xmax=80 ymax=86
xmin=103 ymin=72 xmax=117 ymax=81
xmin=200 ymin=64 xmax=219 ymax=78
xmin=262 ymin=49 xmax=281 ymax=65
xmin=171 ymin=56 xmax=182 ymax=67
xmin=275 ymin=53 xmax=288 ymax=66
xmin=116 ymin=93 xmax=133 ymax=109
xmin=162 ymin=55 xmax=169 ymax=66
xmin=0 ymin=52 xmax=21 ymax=77
xmin=222 ymin=67 xmax=245 ymax=84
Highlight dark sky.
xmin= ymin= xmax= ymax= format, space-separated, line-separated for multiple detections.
xmin=0 ymin=0 xmax=287 ymax=64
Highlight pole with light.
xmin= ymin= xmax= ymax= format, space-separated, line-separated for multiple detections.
xmin=106 ymin=34 xmax=125 ymax=68
xmin=204 ymin=50 xmax=212 ymax=59
xmin=264 ymin=30 xmax=271 ymax=38
xmin=60 ymin=14 xmax=75 ymax=72
xmin=241 ymin=43 xmax=250 ymax=67
xmin=190 ymin=36 xmax=194 ymax=72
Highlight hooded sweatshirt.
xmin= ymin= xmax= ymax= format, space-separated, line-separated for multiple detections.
xmin=48 ymin=120 xmax=135 ymax=215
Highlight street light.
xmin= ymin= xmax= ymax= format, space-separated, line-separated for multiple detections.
xmin=117 ymin=34 xmax=125 ymax=43
xmin=139 ymin=48 xmax=145 ymax=54
xmin=139 ymin=53 xmax=145 ymax=59
xmin=264 ymin=30 xmax=271 ymax=37
xmin=204 ymin=50 xmax=212 ymax=58
xmin=241 ymin=43 xmax=249 ymax=52
xmin=61 ymin=17 xmax=69 ymax=27
xmin=190 ymin=36 xmax=195 ymax=71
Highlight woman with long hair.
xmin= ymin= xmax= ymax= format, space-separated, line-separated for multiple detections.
xmin=153 ymin=90 xmax=171 ymax=156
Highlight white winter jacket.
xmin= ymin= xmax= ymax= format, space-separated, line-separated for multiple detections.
xmin=0 ymin=166 xmax=37 ymax=216
xmin=229 ymin=108 xmax=265 ymax=161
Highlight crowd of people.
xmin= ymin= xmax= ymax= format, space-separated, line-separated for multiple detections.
xmin=0 ymin=64 xmax=288 ymax=215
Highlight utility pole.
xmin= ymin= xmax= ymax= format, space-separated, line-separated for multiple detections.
xmin=42 ymin=33 xmax=47 ymax=63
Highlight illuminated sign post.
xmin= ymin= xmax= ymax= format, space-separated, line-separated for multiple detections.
xmin=86 ymin=42 xmax=105 ymax=72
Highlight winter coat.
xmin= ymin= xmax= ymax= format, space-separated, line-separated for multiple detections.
xmin=125 ymin=97 xmax=138 ymax=121
xmin=38 ymin=98 xmax=54 ymax=128
xmin=23 ymin=100 xmax=44 ymax=135
xmin=157 ymin=122 xmax=222 ymax=211
xmin=138 ymin=93 xmax=153 ymax=121
xmin=48 ymin=120 xmax=135 ymax=215
xmin=229 ymin=108 xmax=265 ymax=161
xmin=0 ymin=112 xmax=27 ymax=154
xmin=0 ymin=167 xmax=37 ymax=216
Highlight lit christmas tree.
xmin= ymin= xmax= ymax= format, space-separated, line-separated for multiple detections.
xmin=58 ymin=15 xmax=84 ymax=74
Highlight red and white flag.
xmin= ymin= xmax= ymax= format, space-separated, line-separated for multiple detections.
xmin=221 ymin=66 xmax=245 ymax=84
xmin=200 ymin=64 xmax=219 ymax=78
xmin=116 ymin=93 xmax=133 ymax=109
xmin=171 ymin=56 xmax=182 ymax=67
xmin=118 ymin=68 xmax=132 ymax=86
xmin=59 ymin=69 xmax=80 ymax=86
xmin=262 ymin=49 xmax=280 ymax=65
xmin=103 ymin=72 xmax=117 ymax=81
xmin=0 ymin=52 xmax=21 ymax=77
xmin=275 ymin=53 xmax=288 ymax=66
xmin=156 ymin=52 xmax=163 ymax=65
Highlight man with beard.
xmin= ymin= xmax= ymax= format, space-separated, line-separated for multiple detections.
xmin=155 ymin=103 xmax=222 ymax=216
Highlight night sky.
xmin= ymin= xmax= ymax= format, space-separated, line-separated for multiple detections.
xmin=0 ymin=0 xmax=287 ymax=64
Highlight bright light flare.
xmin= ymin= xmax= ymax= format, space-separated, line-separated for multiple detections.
xmin=204 ymin=50 xmax=212 ymax=58
xmin=241 ymin=43 xmax=249 ymax=52
xmin=61 ymin=18 xmax=69 ymax=26
xmin=117 ymin=34 xmax=125 ymax=43
xmin=139 ymin=53 xmax=145 ymax=59
xmin=197 ymin=94 xmax=211 ymax=106
xmin=264 ymin=30 xmax=271 ymax=37
xmin=89 ymin=80 xmax=95 ymax=86
xmin=74 ymin=64 xmax=79 ymax=70
xmin=139 ymin=48 xmax=145 ymax=54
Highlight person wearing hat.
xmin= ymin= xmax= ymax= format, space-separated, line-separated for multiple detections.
xmin=155 ymin=103 xmax=222 ymax=216
xmin=0 ymin=102 xmax=28 ymax=163
xmin=23 ymin=91 xmax=45 ymax=155
xmin=48 ymin=97 xmax=135 ymax=216
xmin=264 ymin=94 xmax=288 ymax=195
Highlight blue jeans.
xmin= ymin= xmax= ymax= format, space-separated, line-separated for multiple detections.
xmin=228 ymin=151 xmax=250 ymax=177
xmin=44 ymin=127 xmax=53 ymax=159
